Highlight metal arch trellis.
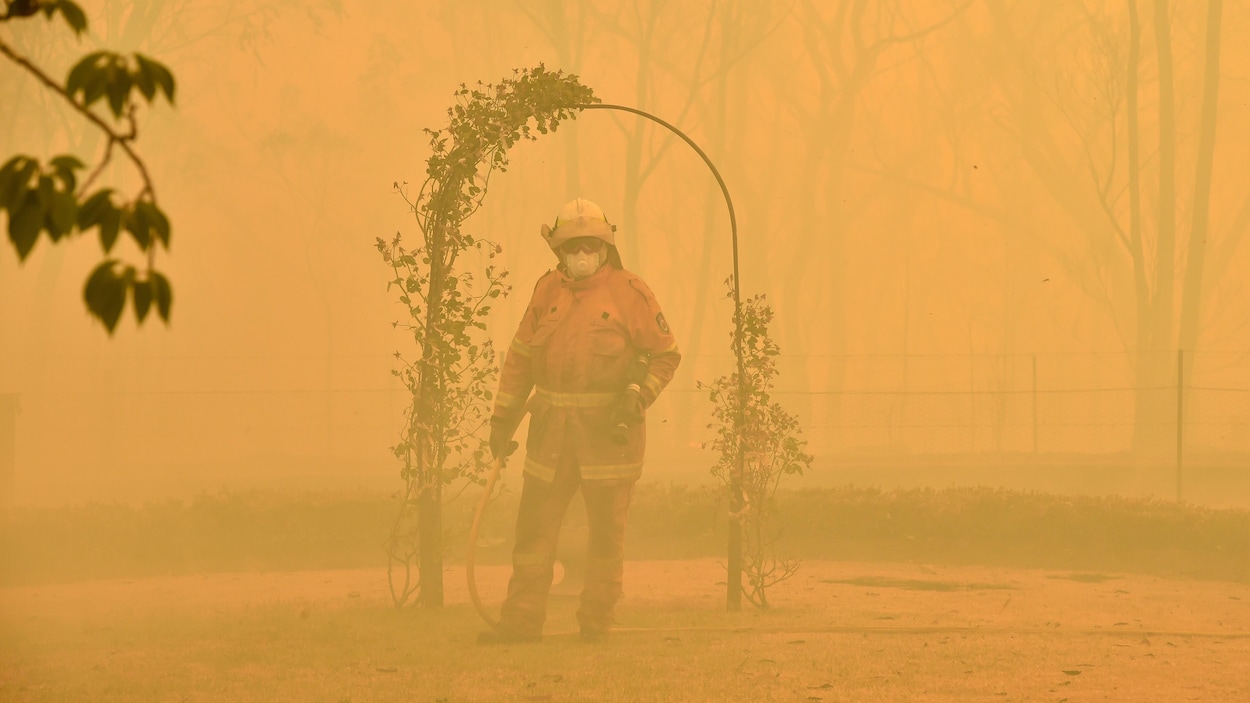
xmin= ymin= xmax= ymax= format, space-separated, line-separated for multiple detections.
xmin=572 ymin=102 xmax=750 ymax=611
xmin=466 ymin=99 xmax=754 ymax=624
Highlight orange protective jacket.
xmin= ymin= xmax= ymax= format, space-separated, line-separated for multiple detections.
xmin=493 ymin=264 xmax=681 ymax=482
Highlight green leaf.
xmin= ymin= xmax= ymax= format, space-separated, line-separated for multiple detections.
xmin=4 ymin=0 xmax=39 ymax=17
xmin=83 ymin=260 xmax=127 ymax=333
xmin=56 ymin=0 xmax=88 ymax=35
xmin=133 ymin=277 xmax=153 ymax=323
xmin=141 ymin=201 xmax=171 ymax=248
xmin=150 ymin=270 xmax=172 ymax=321
xmin=35 ymin=174 xmax=55 ymax=210
xmin=66 ymin=51 xmax=107 ymax=103
xmin=122 ymin=212 xmax=146 ymax=247
xmin=9 ymin=190 xmax=43 ymax=260
xmin=105 ymin=62 xmax=132 ymax=118
xmin=98 ymin=206 xmax=122 ymax=252
xmin=82 ymin=69 xmax=109 ymax=109
xmin=77 ymin=188 xmax=114 ymax=229
xmin=126 ymin=203 xmax=150 ymax=249
xmin=50 ymin=161 xmax=79 ymax=194
xmin=0 ymin=156 xmax=36 ymax=212
xmin=49 ymin=154 xmax=85 ymax=174
xmin=135 ymin=54 xmax=175 ymax=104
xmin=47 ymin=189 xmax=77 ymax=240
xmin=132 ymin=56 xmax=156 ymax=101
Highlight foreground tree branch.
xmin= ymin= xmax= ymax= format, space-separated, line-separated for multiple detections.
xmin=1 ymin=2 xmax=177 ymax=333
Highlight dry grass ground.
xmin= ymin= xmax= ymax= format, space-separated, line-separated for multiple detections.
xmin=3 ymin=558 xmax=1249 ymax=702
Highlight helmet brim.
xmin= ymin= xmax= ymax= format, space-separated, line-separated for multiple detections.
xmin=541 ymin=218 xmax=615 ymax=251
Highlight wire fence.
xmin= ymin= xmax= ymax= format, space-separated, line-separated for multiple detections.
xmin=665 ymin=350 xmax=1250 ymax=459
xmin=3 ymin=350 xmax=1249 ymax=504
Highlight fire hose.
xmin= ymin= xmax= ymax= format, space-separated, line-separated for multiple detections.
xmin=466 ymin=439 xmax=516 ymax=631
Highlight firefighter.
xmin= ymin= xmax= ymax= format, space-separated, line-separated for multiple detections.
xmin=479 ymin=198 xmax=681 ymax=644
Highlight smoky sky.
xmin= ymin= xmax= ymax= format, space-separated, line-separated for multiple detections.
xmin=2 ymin=1 xmax=1249 ymax=505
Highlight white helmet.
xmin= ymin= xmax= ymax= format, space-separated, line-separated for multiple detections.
xmin=540 ymin=198 xmax=616 ymax=251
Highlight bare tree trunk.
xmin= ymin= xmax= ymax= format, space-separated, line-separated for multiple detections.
xmin=545 ymin=0 xmax=585 ymax=192
xmin=1178 ymin=0 xmax=1224 ymax=370
xmin=417 ymin=439 xmax=444 ymax=607
xmin=1128 ymin=0 xmax=1178 ymax=456
xmin=728 ymin=489 xmax=742 ymax=611
xmin=621 ymin=3 xmax=660 ymax=265
xmin=1126 ymin=0 xmax=1159 ymax=452
xmin=417 ymin=225 xmax=449 ymax=609
xmin=781 ymin=1 xmax=855 ymax=447
xmin=680 ymin=0 xmax=735 ymax=441
xmin=1152 ymin=0 xmax=1177 ymax=350
xmin=1126 ymin=0 xmax=1147 ymax=356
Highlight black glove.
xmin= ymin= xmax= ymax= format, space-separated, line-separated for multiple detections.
xmin=610 ymin=387 xmax=646 ymax=445
xmin=489 ymin=416 xmax=519 ymax=461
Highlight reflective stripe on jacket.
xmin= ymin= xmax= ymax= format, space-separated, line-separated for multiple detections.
xmin=493 ymin=264 xmax=681 ymax=482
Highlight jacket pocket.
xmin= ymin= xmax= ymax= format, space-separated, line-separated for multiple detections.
xmin=587 ymin=325 xmax=628 ymax=387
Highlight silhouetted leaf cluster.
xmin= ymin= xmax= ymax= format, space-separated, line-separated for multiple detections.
xmin=66 ymin=49 xmax=175 ymax=118
xmin=1 ymin=0 xmax=176 ymax=333
xmin=1 ymin=0 xmax=84 ymax=29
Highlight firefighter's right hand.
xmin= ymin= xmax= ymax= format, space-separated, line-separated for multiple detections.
xmin=489 ymin=416 xmax=519 ymax=461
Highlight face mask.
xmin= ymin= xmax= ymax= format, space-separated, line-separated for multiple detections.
xmin=565 ymin=250 xmax=602 ymax=279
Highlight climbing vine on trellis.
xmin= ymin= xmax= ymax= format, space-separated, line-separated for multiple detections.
xmin=376 ymin=65 xmax=597 ymax=608
xmin=701 ymin=278 xmax=813 ymax=609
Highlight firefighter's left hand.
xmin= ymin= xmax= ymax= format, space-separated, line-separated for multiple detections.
xmin=489 ymin=415 xmax=520 ymax=461
xmin=615 ymin=388 xmax=645 ymax=426
xmin=617 ymin=382 xmax=640 ymax=420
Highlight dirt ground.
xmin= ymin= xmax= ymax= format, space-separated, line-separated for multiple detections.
xmin=2 ymin=559 xmax=1249 ymax=701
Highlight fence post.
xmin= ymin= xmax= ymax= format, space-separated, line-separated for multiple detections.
xmin=1176 ymin=349 xmax=1184 ymax=502
xmin=1032 ymin=354 xmax=1039 ymax=454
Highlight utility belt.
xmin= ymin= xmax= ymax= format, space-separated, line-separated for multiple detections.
xmin=533 ymin=387 xmax=617 ymax=408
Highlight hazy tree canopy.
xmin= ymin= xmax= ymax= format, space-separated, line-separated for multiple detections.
xmin=2 ymin=0 xmax=1249 ymax=505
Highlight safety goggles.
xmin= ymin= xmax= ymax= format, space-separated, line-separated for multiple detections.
xmin=560 ymin=238 xmax=607 ymax=255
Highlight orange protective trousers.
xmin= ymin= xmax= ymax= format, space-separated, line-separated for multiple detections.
xmin=498 ymin=442 xmax=635 ymax=637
